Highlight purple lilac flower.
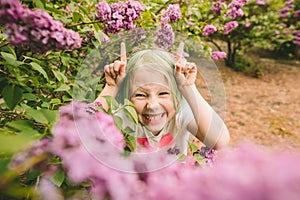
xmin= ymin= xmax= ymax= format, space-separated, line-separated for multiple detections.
xmin=280 ymin=0 xmax=295 ymax=18
xmin=166 ymin=4 xmax=181 ymax=22
xmin=212 ymin=1 xmax=223 ymax=15
xmin=211 ymin=51 xmax=227 ymax=60
xmin=256 ymin=0 xmax=266 ymax=5
xmin=245 ymin=22 xmax=251 ymax=28
xmin=294 ymin=30 xmax=300 ymax=46
xmin=224 ymin=20 xmax=239 ymax=34
xmin=44 ymin=100 xmax=300 ymax=199
xmin=193 ymin=146 xmax=217 ymax=167
xmin=139 ymin=143 xmax=300 ymax=200
xmin=96 ymin=1 xmax=145 ymax=35
xmin=96 ymin=2 xmax=111 ymax=21
xmin=275 ymin=30 xmax=280 ymax=35
xmin=293 ymin=10 xmax=300 ymax=18
xmin=202 ymin=24 xmax=217 ymax=36
xmin=0 ymin=0 xmax=82 ymax=53
xmin=155 ymin=23 xmax=175 ymax=50
xmin=225 ymin=0 xmax=250 ymax=19
xmin=9 ymin=138 xmax=51 ymax=170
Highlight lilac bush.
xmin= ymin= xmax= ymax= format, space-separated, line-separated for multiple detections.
xmin=0 ymin=0 xmax=82 ymax=53
xmin=34 ymin=101 xmax=300 ymax=200
xmin=155 ymin=4 xmax=181 ymax=49
xmin=96 ymin=0 xmax=145 ymax=34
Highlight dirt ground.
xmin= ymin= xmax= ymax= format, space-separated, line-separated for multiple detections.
xmin=213 ymin=58 xmax=300 ymax=149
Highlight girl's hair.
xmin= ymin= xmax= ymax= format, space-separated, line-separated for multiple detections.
xmin=116 ymin=49 xmax=182 ymax=112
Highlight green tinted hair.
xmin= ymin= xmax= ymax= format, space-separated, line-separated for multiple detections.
xmin=117 ymin=49 xmax=182 ymax=112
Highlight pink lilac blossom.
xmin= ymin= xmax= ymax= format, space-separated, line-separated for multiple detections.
xmin=165 ymin=4 xmax=181 ymax=22
xmin=154 ymin=4 xmax=181 ymax=49
xmin=202 ymin=24 xmax=217 ymax=36
xmin=256 ymin=0 xmax=266 ymax=5
xmin=96 ymin=1 xmax=145 ymax=34
xmin=280 ymin=0 xmax=295 ymax=18
xmin=211 ymin=51 xmax=227 ymax=60
xmin=275 ymin=30 xmax=280 ymax=35
xmin=224 ymin=20 xmax=239 ymax=34
xmin=0 ymin=0 xmax=82 ymax=53
xmin=225 ymin=0 xmax=250 ymax=19
xmin=212 ymin=1 xmax=223 ymax=15
xmin=155 ymin=23 xmax=175 ymax=50
xmin=137 ymin=143 xmax=300 ymax=200
xmin=293 ymin=10 xmax=300 ymax=18
xmin=294 ymin=30 xmax=300 ymax=45
xmin=39 ymin=100 xmax=300 ymax=199
xmin=245 ymin=21 xmax=251 ymax=28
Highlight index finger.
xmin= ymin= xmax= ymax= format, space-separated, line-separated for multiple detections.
xmin=120 ymin=42 xmax=126 ymax=63
xmin=176 ymin=42 xmax=184 ymax=62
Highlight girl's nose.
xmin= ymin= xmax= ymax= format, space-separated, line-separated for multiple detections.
xmin=146 ymin=96 xmax=159 ymax=109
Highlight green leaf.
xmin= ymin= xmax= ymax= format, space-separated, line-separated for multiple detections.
xmin=7 ymin=120 xmax=34 ymax=131
xmin=0 ymin=132 xmax=33 ymax=154
xmin=113 ymin=115 xmax=123 ymax=130
xmin=23 ymin=93 xmax=38 ymax=101
xmin=125 ymin=135 xmax=136 ymax=152
xmin=1 ymin=52 xmax=16 ymax=65
xmin=103 ymin=96 xmax=119 ymax=113
xmin=24 ymin=107 xmax=58 ymax=125
xmin=2 ymin=85 xmax=23 ymax=110
xmin=52 ymin=70 xmax=68 ymax=83
xmin=54 ymin=84 xmax=70 ymax=92
xmin=51 ymin=169 xmax=65 ymax=187
xmin=72 ymin=11 xmax=84 ymax=23
xmin=50 ymin=98 xmax=61 ymax=105
xmin=124 ymin=106 xmax=138 ymax=124
xmin=29 ymin=62 xmax=49 ymax=80
xmin=6 ymin=120 xmax=40 ymax=138
xmin=193 ymin=154 xmax=205 ymax=165
xmin=189 ymin=143 xmax=199 ymax=153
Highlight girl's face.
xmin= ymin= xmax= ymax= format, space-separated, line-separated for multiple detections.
xmin=130 ymin=69 xmax=175 ymax=135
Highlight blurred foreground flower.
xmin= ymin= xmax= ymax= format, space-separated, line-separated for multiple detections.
xmin=0 ymin=0 xmax=82 ymax=53
xmin=36 ymin=101 xmax=300 ymax=200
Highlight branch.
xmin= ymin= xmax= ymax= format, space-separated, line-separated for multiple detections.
xmin=66 ymin=20 xmax=100 ymax=28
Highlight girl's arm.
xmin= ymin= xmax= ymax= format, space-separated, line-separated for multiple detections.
xmin=94 ymin=43 xmax=127 ymax=111
xmin=174 ymin=43 xmax=230 ymax=149
xmin=180 ymin=84 xmax=230 ymax=149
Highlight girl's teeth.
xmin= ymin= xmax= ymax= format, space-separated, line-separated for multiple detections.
xmin=145 ymin=113 xmax=163 ymax=120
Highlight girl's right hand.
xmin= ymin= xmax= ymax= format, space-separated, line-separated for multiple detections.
xmin=104 ymin=42 xmax=127 ymax=87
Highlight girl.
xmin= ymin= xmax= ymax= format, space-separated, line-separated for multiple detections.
xmin=94 ymin=42 xmax=230 ymax=154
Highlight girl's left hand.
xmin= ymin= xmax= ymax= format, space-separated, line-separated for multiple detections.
xmin=174 ymin=42 xmax=197 ymax=89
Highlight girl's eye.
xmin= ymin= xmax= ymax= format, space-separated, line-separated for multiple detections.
xmin=159 ymin=92 xmax=170 ymax=96
xmin=135 ymin=93 xmax=146 ymax=97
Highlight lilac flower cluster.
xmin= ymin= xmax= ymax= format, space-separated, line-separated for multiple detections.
xmin=202 ymin=24 xmax=217 ymax=36
xmin=155 ymin=24 xmax=175 ymax=50
xmin=212 ymin=0 xmax=228 ymax=15
xmin=255 ymin=0 xmax=266 ymax=6
xmin=0 ymin=0 xmax=82 ymax=53
xmin=280 ymin=0 xmax=295 ymax=18
xmin=155 ymin=4 xmax=181 ymax=49
xmin=224 ymin=20 xmax=239 ymax=34
xmin=294 ymin=30 xmax=300 ymax=46
xmin=211 ymin=51 xmax=227 ymax=60
xmin=96 ymin=1 xmax=145 ymax=34
xmin=193 ymin=146 xmax=217 ymax=166
xmin=164 ymin=4 xmax=182 ymax=23
xmin=37 ymin=101 xmax=300 ymax=200
xmin=225 ymin=0 xmax=250 ymax=19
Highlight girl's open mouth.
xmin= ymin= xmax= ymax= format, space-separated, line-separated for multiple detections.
xmin=142 ymin=112 xmax=166 ymax=124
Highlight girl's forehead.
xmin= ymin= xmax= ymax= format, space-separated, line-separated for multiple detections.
xmin=130 ymin=69 xmax=170 ymax=92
